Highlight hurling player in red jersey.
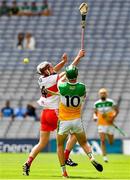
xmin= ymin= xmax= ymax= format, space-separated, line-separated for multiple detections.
xmin=23 ymin=49 xmax=85 ymax=176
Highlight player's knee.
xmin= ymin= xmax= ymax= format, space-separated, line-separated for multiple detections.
xmin=38 ymin=141 xmax=47 ymax=148
xmin=57 ymin=140 xmax=63 ymax=146
xmin=108 ymin=135 xmax=114 ymax=145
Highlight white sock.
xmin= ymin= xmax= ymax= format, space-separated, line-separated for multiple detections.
xmin=87 ymin=152 xmax=95 ymax=161
xmin=61 ymin=165 xmax=66 ymax=173
xmin=103 ymin=156 xmax=108 ymax=162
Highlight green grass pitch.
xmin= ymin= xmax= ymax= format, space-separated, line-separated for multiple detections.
xmin=0 ymin=153 xmax=130 ymax=180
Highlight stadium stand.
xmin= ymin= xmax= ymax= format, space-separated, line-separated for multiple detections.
xmin=0 ymin=0 xmax=130 ymax=139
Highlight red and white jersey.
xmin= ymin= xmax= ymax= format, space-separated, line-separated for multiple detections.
xmin=37 ymin=73 xmax=60 ymax=109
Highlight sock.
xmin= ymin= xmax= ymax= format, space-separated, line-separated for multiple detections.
xmin=27 ymin=156 xmax=34 ymax=166
xmin=87 ymin=152 xmax=95 ymax=161
xmin=103 ymin=156 xmax=108 ymax=161
xmin=64 ymin=149 xmax=70 ymax=160
xmin=61 ymin=164 xmax=66 ymax=173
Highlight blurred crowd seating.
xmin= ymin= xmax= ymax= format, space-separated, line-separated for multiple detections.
xmin=0 ymin=0 xmax=51 ymax=16
xmin=0 ymin=0 xmax=130 ymax=139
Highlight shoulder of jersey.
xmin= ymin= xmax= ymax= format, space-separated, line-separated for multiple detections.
xmin=58 ymin=81 xmax=67 ymax=87
xmin=106 ymin=98 xmax=114 ymax=102
xmin=78 ymin=82 xmax=85 ymax=86
xmin=94 ymin=98 xmax=114 ymax=105
xmin=94 ymin=99 xmax=101 ymax=105
xmin=38 ymin=74 xmax=58 ymax=81
xmin=78 ymin=82 xmax=86 ymax=89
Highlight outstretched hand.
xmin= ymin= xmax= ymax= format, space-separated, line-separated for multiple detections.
xmin=71 ymin=49 xmax=85 ymax=66
xmin=53 ymin=53 xmax=68 ymax=72
xmin=61 ymin=53 xmax=68 ymax=64
xmin=77 ymin=49 xmax=85 ymax=58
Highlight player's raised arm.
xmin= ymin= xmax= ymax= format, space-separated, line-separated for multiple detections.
xmin=58 ymin=49 xmax=85 ymax=80
xmin=71 ymin=49 xmax=85 ymax=66
xmin=53 ymin=53 xmax=68 ymax=72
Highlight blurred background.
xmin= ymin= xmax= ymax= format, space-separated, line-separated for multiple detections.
xmin=0 ymin=0 xmax=130 ymax=154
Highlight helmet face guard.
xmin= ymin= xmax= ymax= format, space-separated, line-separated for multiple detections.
xmin=65 ymin=65 xmax=78 ymax=80
xmin=37 ymin=61 xmax=52 ymax=76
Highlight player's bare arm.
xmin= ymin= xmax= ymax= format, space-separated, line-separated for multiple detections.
xmin=41 ymin=86 xmax=59 ymax=96
xmin=53 ymin=53 xmax=68 ymax=72
xmin=110 ymin=105 xmax=119 ymax=122
xmin=71 ymin=49 xmax=85 ymax=66
xmin=47 ymin=89 xmax=59 ymax=96
xmin=93 ymin=110 xmax=98 ymax=122
xmin=58 ymin=49 xmax=85 ymax=80
xmin=113 ymin=105 xmax=119 ymax=117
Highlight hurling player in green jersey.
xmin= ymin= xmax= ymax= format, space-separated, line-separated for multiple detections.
xmin=93 ymin=88 xmax=119 ymax=162
xmin=57 ymin=65 xmax=103 ymax=178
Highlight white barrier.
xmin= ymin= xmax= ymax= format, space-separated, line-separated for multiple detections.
xmin=123 ymin=140 xmax=130 ymax=155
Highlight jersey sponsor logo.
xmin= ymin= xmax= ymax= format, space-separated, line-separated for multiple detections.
xmin=95 ymin=101 xmax=113 ymax=108
xmin=69 ymin=86 xmax=76 ymax=90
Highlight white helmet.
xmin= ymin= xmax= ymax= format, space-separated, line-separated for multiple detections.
xmin=37 ymin=61 xmax=52 ymax=74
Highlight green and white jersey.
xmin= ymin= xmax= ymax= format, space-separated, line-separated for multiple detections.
xmin=94 ymin=98 xmax=116 ymax=125
xmin=58 ymin=81 xmax=86 ymax=120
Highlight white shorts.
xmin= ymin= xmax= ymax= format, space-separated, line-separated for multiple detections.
xmin=57 ymin=118 xmax=84 ymax=135
xmin=98 ymin=125 xmax=115 ymax=135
